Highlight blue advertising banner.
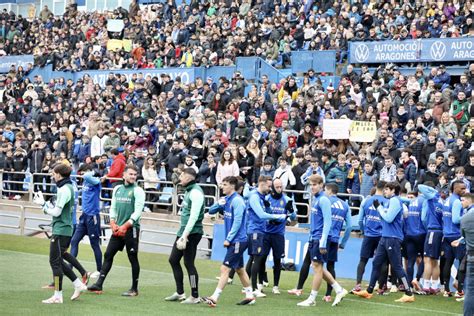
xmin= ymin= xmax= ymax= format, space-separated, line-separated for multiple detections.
xmin=28 ymin=66 xmax=196 ymax=87
xmin=0 ymin=55 xmax=34 ymax=73
xmin=349 ymin=38 xmax=474 ymax=64
xmin=210 ymin=224 xmax=372 ymax=281
xmin=79 ymin=68 xmax=195 ymax=87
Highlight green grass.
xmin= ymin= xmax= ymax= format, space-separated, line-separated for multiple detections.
xmin=0 ymin=234 xmax=463 ymax=316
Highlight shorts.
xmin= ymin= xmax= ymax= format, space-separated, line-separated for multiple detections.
xmin=327 ymin=241 xmax=339 ymax=262
xmin=309 ymin=240 xmax=327 ymax=263
xmin=403 ymin=234 xmax=426 ymax=259
xmin=424 ymin=230 xmax=443 ymax=259
xmin=248 ymin=233 xmax=265 ymax=256
xmin=263 ymin=233 xmax=285 ymax=259
xmin=443 ymin=236 xmax=465 ymax=260
xmin=360 ymin=236 xmax=381 ymax=259
xmin=108 ymin=226 xmax=140 ymax=254
xmin=223 ymin=241 xmax=248 ymax=269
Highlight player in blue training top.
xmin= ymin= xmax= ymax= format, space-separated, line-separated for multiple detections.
xmin=402 ymin=190 xmax=426 ymax=293
xmin=262 ymin=178 xmax=297 ymax=295
xmin=246 ymin=175 xmax=286 ymax=298
xmin=297 ymin=175 xmax=348 ymax=307
xmin=323 ymin=183 xmax=352 ymax=302
xmin=70 ymin=163 xmax=103 ymax=276
xmin=204 ymin=176 xmax=255 ymax=307
xmin=441 ymin=180 xmax=467 ymax=296
xmin=418 ymin=182 xmax=445 ymax=294
xmin=354 ymin=182 xmax=415 ymax=303
xmin=352 ymin=180 xmax=387 ymax=293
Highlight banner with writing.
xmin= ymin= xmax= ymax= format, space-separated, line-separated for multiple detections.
xmin=323 ymin=119 xmax=352 ymax=140
xmin=349 ymin=121 xmax=377 ymax=142
xmin=349 ymin=38 xmax=474 ymax=63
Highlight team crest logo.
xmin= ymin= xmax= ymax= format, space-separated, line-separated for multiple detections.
xmin=280 ymin=200 xmax=284 ymax=206
xmin=354 ymin=44 xmax=369 ymax=62
xmin=430 ymin=41 xmax=446 ymax=61
xmin=257 ymin=247 xmax=261 ymax=254
xmin=129 ymin=191 xmax=133 ymax=196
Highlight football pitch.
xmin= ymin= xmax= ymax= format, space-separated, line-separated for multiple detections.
xmin=0 ymin=234 xmax=463 ymax=316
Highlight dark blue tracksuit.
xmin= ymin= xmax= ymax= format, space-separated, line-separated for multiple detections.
xmin=70 ymin=172 xmax=102 ymax=271
xmin=367 ymin=196 xmax=411 ymax=293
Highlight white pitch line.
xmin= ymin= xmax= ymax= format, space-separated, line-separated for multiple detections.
xmin=0 ymin=249 xmax=464 ymax=315
xmin=343 ymin=298 xmax=462 ymax=316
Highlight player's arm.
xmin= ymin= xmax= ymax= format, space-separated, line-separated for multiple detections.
xmin=377 ymin=197 xmax=402 ymax=223
xmin=340 ymin=202 xmax=352 ymax=249
xmin=225 ymin=197 xmax=245 ymax=243
xmin=128 ymin=186 xmax=145 ymax=224
xmin=44 ymin=185 xmax=71 ymax=216
xmin=400 ymin=196 xmax=411 ymax=205
xmin=452 ymin=199 xmax=463 ymax=224
xmin=109 ymin=186 xmax=120 ymax=221
xmin=83 ymin=171 xmax=100 ymax=185
xmin=109 ymin=186 xmax=120 ymax=234
xmin=421 ymin=199 xmax=428 ymax=225
xmin=249 ymin=194 xmax=285 ymax=221
xmin=208 ymin=202 xmax=224 ymax=215
xmin=183 ymin=189 xmax=205 ymax=238
xmin=418 ymin=184 xmax=437 ymax=200
xmin=357 ymin=198 xmax=366 ymax=233
xmin=320 ymin=196 xmax=332 ymax=249
xmin=285 ymin=196 xmax=297 ymax=221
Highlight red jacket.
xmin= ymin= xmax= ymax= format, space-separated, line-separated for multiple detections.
xmin=107 ymin=153 xmax=126 ymax=182
xmin=274 ymin=111 xmax=288 ymax=128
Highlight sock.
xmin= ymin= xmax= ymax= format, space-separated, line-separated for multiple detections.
xmin=211 ymin=288 xmax=222 ymax=301
xmin=73 ymin=278 xmax=83 ymax=288
xmin=309 ymin=290 xmax=318 ymax=301
xmin=244 ymin=286 xmax=253 ymax=299
xmin=423 ymin=279 xmax=430 ymax=289
xmin=432 ymin=279 xmax=440 ymax=289
xmin=332 ymin=282 xmax=343 ymax=294
xmin=54 ymin=290 xmax=62 ymax=298
xmin=257 ymin=283 xmax=263 ymax=291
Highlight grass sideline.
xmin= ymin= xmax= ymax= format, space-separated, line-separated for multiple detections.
xmin=0 ymin=234 xmax=463 ymax=316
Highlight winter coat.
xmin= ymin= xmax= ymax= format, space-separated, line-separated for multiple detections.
xmin=326 ymin=165 xmax=349 ymax=193
xmin=216 ymin=161 xmax=240 ymax=184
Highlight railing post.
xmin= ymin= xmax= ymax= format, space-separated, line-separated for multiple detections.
xmin=28 ymin=172 xmax=33 ymax=202
xmin=172 ymin=184 xmax=177 ymax=215
xmin=0 ymin=170 xmax=3 ymax=198
xmin=19 ymin=205 xmax=25 ymax=236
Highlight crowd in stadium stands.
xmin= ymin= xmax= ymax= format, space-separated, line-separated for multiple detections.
xmin=0 ymin=0 xmax=473 ymax=70
xmin=0 ymin=1 xmax=471 ymax=212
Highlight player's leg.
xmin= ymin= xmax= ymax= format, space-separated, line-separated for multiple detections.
xmin=297 ymin=240 xmax=326 ymax=306
xmin=86 ymin=213 xmax=103 ymax=272
xmin=385 ymin=238 xmax=414 ymax=302
xmin=271 ymin=234 xmax=284 ymax=293
xmin=88 ymin=235 xmax=124 ymax=293
xmin=42 ymin=235 xmax=64 ymax=303
xmin=289 ymin=247 xmax=311 ymax=295
xmin=325 ymin=261 xmax=336 ymax=297
xmin=245 ymin=255 xmax=254 ymax=279
xmin=182 ymin=233 xmax=202 ymax=302
xmin=70 ymin=214 xmax=87 ymax=258
xmin=442 ymin=238 xmax=455 ymax=295
xmin=166 ymin=237 xmax=186 ymax=300
xmin=355 ymin=238 xmax=388 ymax=298
xmin=249 ymin=233 xmax=265 ymax=295
xmin=122 ymin=226 xmax=140 ymax=296
xmin=59 ymin=236 xmax=89 ymax=301
xmin=464 ymin=260 xmax=474 ymax=316
xmin=405 ymin=236 xmax=417 ymax=284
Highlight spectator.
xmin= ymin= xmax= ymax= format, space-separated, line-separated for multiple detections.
xmin=103 ymin=148 xmax=126 ymax=187
xmin=215 ymin=149 xmax=239 ymax=184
